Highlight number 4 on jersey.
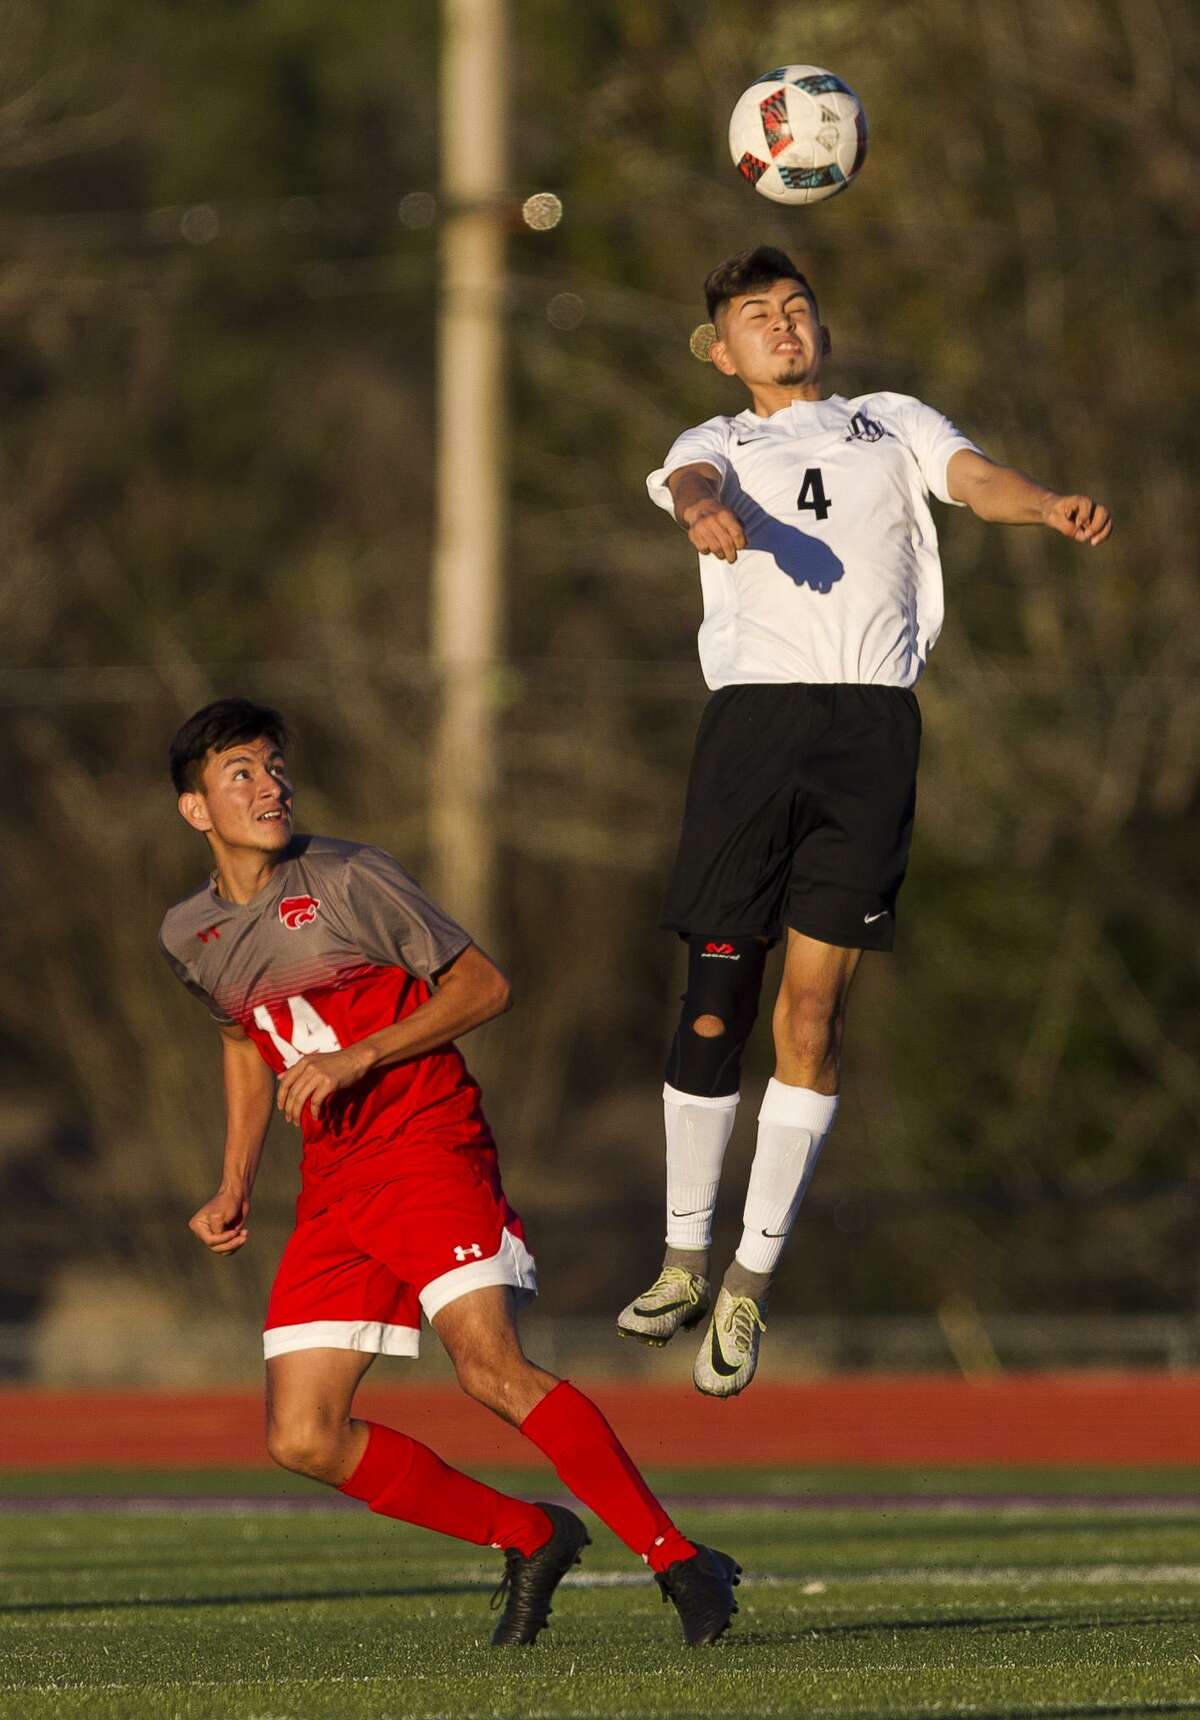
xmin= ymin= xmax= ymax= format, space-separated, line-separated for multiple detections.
xmin=797 ymin=468 xmax=832 ymax=521
xmin=253 ymin=996 xmax=342 ymax=1068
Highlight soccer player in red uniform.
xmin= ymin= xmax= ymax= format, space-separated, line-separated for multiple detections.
xmin=160 ymin=699 xmax=739 ymax=1646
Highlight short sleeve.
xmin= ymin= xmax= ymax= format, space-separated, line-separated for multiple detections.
xmin=340 ymin=846 xmax=472 ymax=980
xmin=158 ymin=937 xmax=236 ymax=1026
xmin=646 ymin=420 xmax=732 ymax=514
xmin=889 ymin=397 xmax=981 ymax=506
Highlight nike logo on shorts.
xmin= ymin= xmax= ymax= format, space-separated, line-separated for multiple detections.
xmin=863 ymin=910 xmax=889 ymax=924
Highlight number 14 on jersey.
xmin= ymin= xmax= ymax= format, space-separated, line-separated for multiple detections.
xmin=253 ymin=996 xmax=342 ymax=1068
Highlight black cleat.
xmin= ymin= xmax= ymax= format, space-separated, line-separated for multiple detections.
xmin=655 ymin=1543 xmax=742 ymax=1646
xmin=489 ymin=1502 xmax=590 ymax=1645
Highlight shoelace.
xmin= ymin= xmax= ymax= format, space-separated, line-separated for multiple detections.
xmin=723 ymin=1295 xmax=766 ymax=1356
xmin=648 ymin=1267 xmax=703 ymax=1307
xmin=490 ymin=1546 xmax=521 ymax=1612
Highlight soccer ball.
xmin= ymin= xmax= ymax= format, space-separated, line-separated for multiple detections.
xmin=729 ymin=65 xmax=867 ymax=205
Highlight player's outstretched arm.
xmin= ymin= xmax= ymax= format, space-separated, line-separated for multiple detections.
xmin=667 ymin=464 xmax=747 ymax=564
xmin=947 ymin=448 xmax=1112 ymax=546
xmin=188 ymin=1023 xmax=275 ymax=1256
xmin=274 ymin=944 xmax=511 ymax=1126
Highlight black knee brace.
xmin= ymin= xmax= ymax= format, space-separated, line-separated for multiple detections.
xmin=664 ymin=937 xmax=768 ymax=1098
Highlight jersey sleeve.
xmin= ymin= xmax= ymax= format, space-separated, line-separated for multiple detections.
xmin=340 ymin=846 xmax=473 ymax=980
xmin=646 ymin=420 xmax=732 ymax=515
xmin=889 ymin=397 xmax=982 ymax=506
xmin=158 ymin=936 xmax=237 ymax=1027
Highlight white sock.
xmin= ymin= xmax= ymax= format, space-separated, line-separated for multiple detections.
xmin=663 ymin=1083 xmax=739 ymax=1252
xmin=735 ymin=1078 xmax=839 ymax=1275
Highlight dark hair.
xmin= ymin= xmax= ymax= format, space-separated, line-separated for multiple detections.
xmin=169 ymin=698 xmax=290 ymax=794
xmin=704 ymin=245 xmax=818 ymax=323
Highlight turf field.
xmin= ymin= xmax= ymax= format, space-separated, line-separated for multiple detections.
xmin=4 ymin=1468 xmax=1200 ymax=1718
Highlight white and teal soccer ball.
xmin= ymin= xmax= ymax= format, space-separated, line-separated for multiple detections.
xmin=729 ymin=65 xmax=867 ymax=206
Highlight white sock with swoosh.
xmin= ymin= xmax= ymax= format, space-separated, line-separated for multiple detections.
xmin=735 ymin=1078 xmax=839 ymax=1276
xmin=663 ymin=1083 xmax=739 ymax=1255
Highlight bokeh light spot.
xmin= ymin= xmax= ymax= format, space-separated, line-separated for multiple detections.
xmin=522 ymin=192 xmax=563 ymax=231
xmin=690 ymin=323 xmax=716 ymax=361
xmin=547 ymin=292 xmax=586 ymax=330
xmin=399 ymin=192 xmax=437 ymax=229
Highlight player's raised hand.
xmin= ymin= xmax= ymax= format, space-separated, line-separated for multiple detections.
xmin=189 ymin=1187 xmax=250 ymax=1255
xmin=276 ymin=1044 xmax=376 ymax=1126
xmin=1041 ymin=492 xmax=1113 ymax=547
xmin=681 ymin=497 xmax=747 ymax=564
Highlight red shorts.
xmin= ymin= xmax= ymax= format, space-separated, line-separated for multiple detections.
xmin=262 ymin=1142 xmax=536 ymax=1361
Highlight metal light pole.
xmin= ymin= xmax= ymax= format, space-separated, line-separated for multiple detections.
xmin=430 ymin=0 xmax=508 ymax=947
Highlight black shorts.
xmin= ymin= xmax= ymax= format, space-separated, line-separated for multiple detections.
xmin=661 ymin=684 xmax=921 ymax=953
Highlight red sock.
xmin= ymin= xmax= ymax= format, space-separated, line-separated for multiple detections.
xmin=520 ymin=1381 xmax=696 ymax=1573
xmin=339 ymin=1422 xmax=551 ymax=1556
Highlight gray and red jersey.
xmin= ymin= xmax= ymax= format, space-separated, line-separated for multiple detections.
xmin=159 ymin=836 xmax=493 ymax=1216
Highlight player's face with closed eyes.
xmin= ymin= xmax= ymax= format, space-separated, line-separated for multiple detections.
xmin=711 ymin=279 xmax=828 ymax=391
xmin=179 ymin=736 xmax=294 ymax=852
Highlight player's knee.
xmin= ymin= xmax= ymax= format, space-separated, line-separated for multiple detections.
xmin=691 ymin=1013 xmax=725 ymax=1038
xmin=665 ymin=937 xmax=767 ymax=1098
xmin=452 ymin=1345 xmax=533 ymax=1421
xmin=454 ymin=1355 xmax=498 ymax=1410
xmin=266 ymin=1415 xmax=342 ymax=1480
xmin=776 ymin=988 xmax=843 ymax=1068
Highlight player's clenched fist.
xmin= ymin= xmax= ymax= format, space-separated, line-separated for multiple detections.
xmin=275 ymin=1043 xmax=377 ymax=1126
xmin=189 ymin=1187 xmax=250 ymax=1255
xmin=1041 ymin=492 xmax=1113 ymax=546
xmin=681 ymin=497 xmax=747 ymax=564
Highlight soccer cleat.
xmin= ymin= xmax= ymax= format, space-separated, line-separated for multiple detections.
xmin=617 ymin=1266 xmax=711 ymax=1348
xmin=692 ymin=1287 xmax=766 ymax=1397
xmin=655 ymin=1543 xmax=742 ymax=1646
xmin=489 ymin=1502 xmax=590 ymax=1646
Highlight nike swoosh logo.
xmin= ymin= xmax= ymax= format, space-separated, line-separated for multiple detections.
xmin=633 ymin=1298 xmax=692 ymax=1318
xmin=709 ymin=1327 xmax=741 ymax=1377
xmin=863 ymin=911 xmax=889 ymax=924
xmin=735 ymin=436 xmax=767 ymax=446
xmin=761 ymin=1227 xmax=788 ymax=1239
xmin=671 ymin=1207 xmax=705 ymax=1218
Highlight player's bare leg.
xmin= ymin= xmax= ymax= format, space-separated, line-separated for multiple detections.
xmin=434 ymin=1285 xmax=740 ymax=1644
xmin=265 ymin=1341 xmax=576 ymax=1644
xmin=695 ymin=929 xmax=858 ymax=1397
xmin=431 ymin=1284 xmax=558 ymax=1424
xmin=265 ymin=1345 xmax=374 ymax=1483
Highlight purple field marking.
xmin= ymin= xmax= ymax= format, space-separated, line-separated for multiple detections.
xmin=4 ymin=1490 xmax=1200 ymax=1515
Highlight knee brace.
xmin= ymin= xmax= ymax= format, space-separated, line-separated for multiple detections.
xmin=664 ymin=937 xmax=767 ymax=1098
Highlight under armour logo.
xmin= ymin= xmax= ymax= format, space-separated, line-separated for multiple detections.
xmin=196 ymin=925 xmax=221 ymax=943
xmin=846 ymin=410 xmax=885 ymax=443
xmin=453 ymin=1243 xmax=483 ymax=1262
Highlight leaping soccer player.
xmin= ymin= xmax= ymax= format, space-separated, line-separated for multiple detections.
xmin=618 ymin=246 xmax=1112 ymax=1395
xmin=160 ymin=698 xmax=740 ymax=1647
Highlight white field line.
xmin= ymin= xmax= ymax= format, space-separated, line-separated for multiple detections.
xmin=8 ymin=1562 xmax=1200 ymax=1621
xmin=566 ymin=1565 xmax=1200 ymax=1588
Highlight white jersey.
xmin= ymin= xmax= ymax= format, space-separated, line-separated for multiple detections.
xmin=646 ymin=392 xmax=980 ymax=689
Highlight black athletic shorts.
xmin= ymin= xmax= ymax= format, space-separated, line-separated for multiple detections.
xmin=661 ymin=684 xmax=921 ymax=953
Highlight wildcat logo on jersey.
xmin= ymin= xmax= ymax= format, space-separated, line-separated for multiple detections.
xmin=279 ymin=895 xmax=321 ymax=930
xmin=846 ymin=411 xmax=885 ymax=443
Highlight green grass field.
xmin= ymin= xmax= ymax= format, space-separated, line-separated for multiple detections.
xmin=4 ymin=1468 xmax=1200 ymax=1719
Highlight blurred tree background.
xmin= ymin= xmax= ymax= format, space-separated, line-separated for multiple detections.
xmin=1 ymin=0 xmax=1197 ymax=1376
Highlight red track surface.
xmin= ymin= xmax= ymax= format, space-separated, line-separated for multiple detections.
xmin=4 ymin=1375 xmax=1200 ymax=1468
